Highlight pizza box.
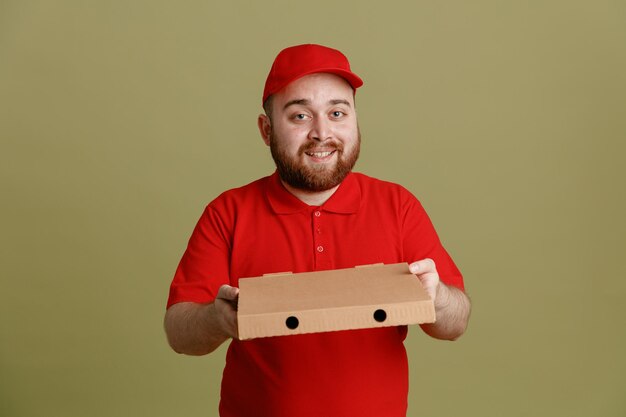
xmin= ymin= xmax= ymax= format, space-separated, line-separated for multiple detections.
xmin=237 ymin=262 xmax=435 ymax=340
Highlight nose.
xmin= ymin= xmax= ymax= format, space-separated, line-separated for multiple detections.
xmin=308 ymin=117 xmax=332 ymax=142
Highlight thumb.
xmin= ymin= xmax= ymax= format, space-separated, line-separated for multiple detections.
xmin=217 ymin=284 xmax=239 ymax=301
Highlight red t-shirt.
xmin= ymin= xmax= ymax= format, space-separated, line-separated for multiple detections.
xmin=168 ymin=171 xmax=464 ymax=417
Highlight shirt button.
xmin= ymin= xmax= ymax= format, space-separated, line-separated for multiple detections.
xmin=317 ymin=246 xmax=324 ymax=252
xmin=314 ymin=211 xmax=321 ymax=217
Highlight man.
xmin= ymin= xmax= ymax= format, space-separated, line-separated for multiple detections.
xmin=165 ymin=44 xmax=471 ymax=417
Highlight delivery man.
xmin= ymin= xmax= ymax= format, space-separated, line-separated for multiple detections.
xmin=164 ymin=44 xmax=471 ymax=417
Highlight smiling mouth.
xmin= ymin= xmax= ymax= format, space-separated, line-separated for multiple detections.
xmin=305 ymin=150 xmax=336 ymax=158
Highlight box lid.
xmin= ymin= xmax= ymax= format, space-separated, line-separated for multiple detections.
xmin=237 ymin=262 xmax=435 ymax=340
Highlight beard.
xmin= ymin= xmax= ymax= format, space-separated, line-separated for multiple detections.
xmin=269 ymin=129 xmax=361 ymax=192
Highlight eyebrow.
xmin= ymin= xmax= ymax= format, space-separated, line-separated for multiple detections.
xmin=329 ymin=99 xmax=351 ymax=107
xmin=283 ymin=99 xmax=310 ymax=110
xmin=283 ymin=98 xmax=352 ymax=110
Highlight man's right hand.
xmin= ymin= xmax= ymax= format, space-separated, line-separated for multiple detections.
xmin=164 ymin=285 xmax=240 ymax=355
xmin=214 ymin=284 xmax=239 ymax=339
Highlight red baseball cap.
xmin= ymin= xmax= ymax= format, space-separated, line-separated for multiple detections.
xmin=262 ymin=44 xmax=363 ymax=105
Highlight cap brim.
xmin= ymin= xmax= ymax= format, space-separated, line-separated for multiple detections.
xmin=264 ymin=68 xmax=363 ymax=104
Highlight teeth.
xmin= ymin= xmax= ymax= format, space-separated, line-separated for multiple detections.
xmin=307 ymin=151 xmax=334 ymax=158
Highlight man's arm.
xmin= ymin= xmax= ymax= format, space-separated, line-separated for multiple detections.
xmin=409 ymin=259 xmax=471 ymax=341
xmin=164 ymin=285 xmax=239 ymax=355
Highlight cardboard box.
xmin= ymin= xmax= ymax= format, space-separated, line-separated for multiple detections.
xmin=237 ymin=262 xmax=435 ymax=340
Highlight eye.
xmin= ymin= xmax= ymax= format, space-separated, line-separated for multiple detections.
xmin=293 ymin=113 xmax=309 ymax=121
xmin=331 ymin=111 xmax=345 ymax=118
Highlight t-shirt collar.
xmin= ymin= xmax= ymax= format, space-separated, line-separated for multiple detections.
xmin=265 ymin=171 xmax=361 ymax=215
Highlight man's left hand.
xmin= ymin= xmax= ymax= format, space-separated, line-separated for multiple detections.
xmin=409 ymin=258 xmax=471 ymax=340
xmin=409 ymin=258 xmax=441 ymax=305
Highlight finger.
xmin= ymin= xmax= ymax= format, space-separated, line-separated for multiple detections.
xmin=217 ymin=284 xmax=239 ymax=301
xmin=215 ymin=299 xmax=239 ymax=338
xmin=409 ymin=258 xmax=437 ymax=275
xmin=227 ymin=307 xmax=239 ymax=339
xmin=232 ymin=314 xmax=239 ymax=339
xmin=409 ymin=259 xmax=439 ymax=301
xmin=416 ymin=273 xmax=438 ymax=300
xmin=223 ymin=309 xmax=237 ymax=334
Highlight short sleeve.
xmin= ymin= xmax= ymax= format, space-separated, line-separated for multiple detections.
xmin=401 ymin=192 xmax=465 ymax=291
xmin=166 ymin=205 xmax=232 ymax=308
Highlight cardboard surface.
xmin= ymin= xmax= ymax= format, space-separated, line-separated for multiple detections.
xmin=237 ymin=262 xmax=435 ymax=340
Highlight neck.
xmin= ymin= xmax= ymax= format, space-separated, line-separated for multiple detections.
xmin=280 ymin=180 xmax=341 ymax=206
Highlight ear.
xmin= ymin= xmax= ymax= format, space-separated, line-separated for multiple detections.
xmin=257 ymin=114 xmax=271 ymax=146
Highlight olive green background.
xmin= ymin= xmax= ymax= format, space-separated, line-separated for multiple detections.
xmin=1 ymin=1 xmax=624 ymax=416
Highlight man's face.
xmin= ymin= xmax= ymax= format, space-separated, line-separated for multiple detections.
xmin=263 ymin=73 xmax=360 ymax=192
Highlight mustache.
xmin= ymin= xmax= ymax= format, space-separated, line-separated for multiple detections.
xmin=299 ymin=141 xmax=343 ymax=153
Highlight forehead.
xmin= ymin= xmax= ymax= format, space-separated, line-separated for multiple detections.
xmin=273 ymin=73 xmax=354 ymax=106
